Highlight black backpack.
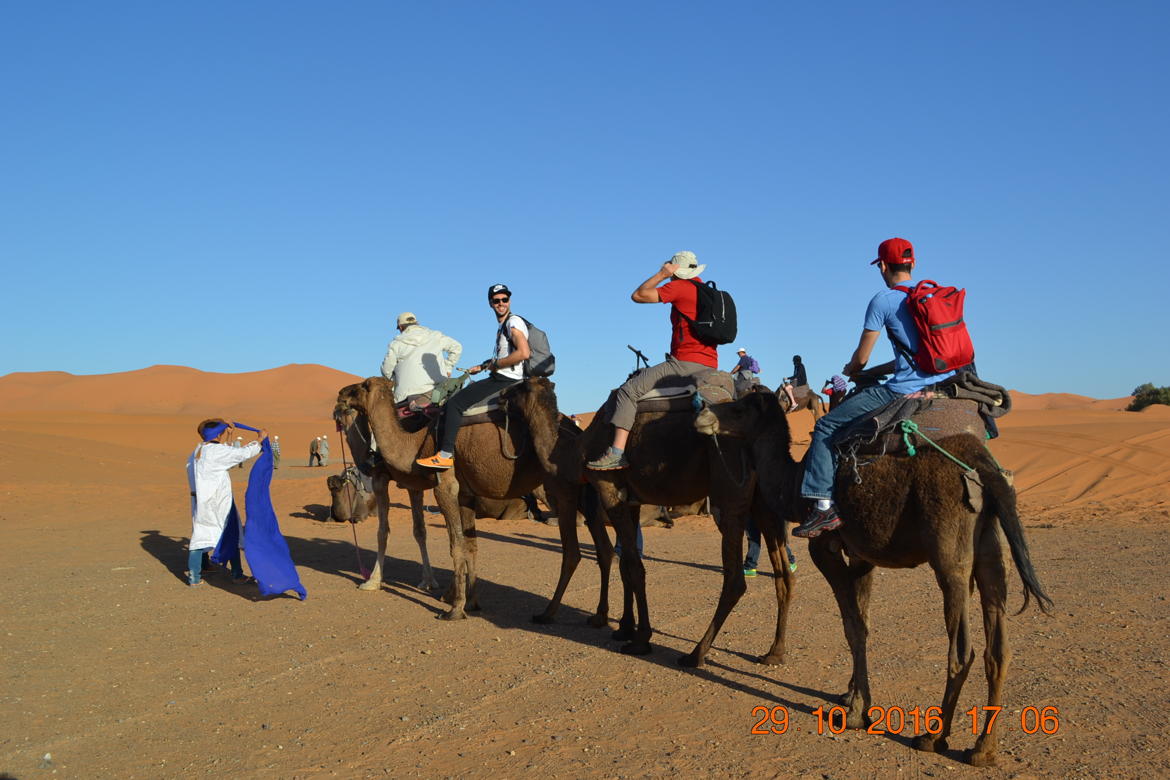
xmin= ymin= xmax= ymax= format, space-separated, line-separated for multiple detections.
xmin=681 ymin=279 xmax=737 ymax=345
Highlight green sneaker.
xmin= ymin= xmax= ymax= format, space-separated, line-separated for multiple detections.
xmin=788 ymin=560 xmax=798 ymax=573
xmin=743 ymin=568 xmax=757 ymax=577
xmin=586 ymin=449 xmax=629 ymax=471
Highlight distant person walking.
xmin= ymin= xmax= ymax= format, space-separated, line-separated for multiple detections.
xmin=318 ymin=434 xmax=329 ymax=467
xmin=308 ymin=437 xmax=322 ymax=467
xmin=271 ymin=435 xmax=281 ymax=469
xmin=234 ymin=436 xmax=244 ymax=468
xmin=186 ymin=419 xmax=266 ymax=586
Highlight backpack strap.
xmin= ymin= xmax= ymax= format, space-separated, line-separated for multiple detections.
xmin=887 ymin=285 xmax=917 ymax=364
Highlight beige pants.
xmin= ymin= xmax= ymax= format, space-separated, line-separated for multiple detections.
xmin=609 ymin=355 xmax=711 ymax=431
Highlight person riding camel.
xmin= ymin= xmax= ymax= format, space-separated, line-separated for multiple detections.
xmin=416 ymin=284 xmax=530 ymax=470
xmin=731 ymin=347 xmax=761 ymax=398
xmin=793 ymin=237 xmax=958 ymax=538
xmin=781 ymin=354 xmax=807 ymax=411
xmin=822 ymin=374 xmax=849 ymax=411
xmin=380 ymin=311 xmax=463 ymax=404
xmin=588 ymin=251 xmax=718 ymax=471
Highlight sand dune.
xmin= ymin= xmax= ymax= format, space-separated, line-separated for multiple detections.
xmin=0 ymin=365 xmax=1166 ymax=514
xmin=0 ymin=363 xmax=361 ymax=419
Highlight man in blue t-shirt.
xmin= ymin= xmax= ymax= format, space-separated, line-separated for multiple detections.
xmin=793 ymin=237 xmax=957 ymax=538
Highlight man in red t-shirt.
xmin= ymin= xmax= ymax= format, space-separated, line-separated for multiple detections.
xmin=587 ymin=251 xmax=719 ymax=471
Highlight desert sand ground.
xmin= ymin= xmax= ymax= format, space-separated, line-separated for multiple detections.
xmin=1 ymin=366 xmax=1168 ymax=778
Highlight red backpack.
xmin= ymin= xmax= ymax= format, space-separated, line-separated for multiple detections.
xmin=892 ymin=280 xmax=975 ymax=374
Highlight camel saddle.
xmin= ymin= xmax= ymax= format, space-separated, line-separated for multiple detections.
xmin=599 ymin=369 xmax=736 ymax=417
xmin=840 ymin=396 xmax=987 ymax=458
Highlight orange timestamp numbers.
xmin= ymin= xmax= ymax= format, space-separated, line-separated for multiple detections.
xmin=751 ymin=705 xmax=1061 ymax=736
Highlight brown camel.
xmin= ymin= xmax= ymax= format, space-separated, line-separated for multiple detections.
xmin=784 ymin=384 xmax=825 ymax=420
xmin=695 ymin=391 xmax=1053 ymax=767
xmin=335 ymin=376 xmax=612 ymax=622
xmin=326 ymin=469 xmax=376 ymax=522
xmin=580 ymin=388 xmax=795 ymax=666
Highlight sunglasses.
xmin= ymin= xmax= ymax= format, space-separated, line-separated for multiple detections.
xmin=490 ymin=296 xmax=510 ymax=304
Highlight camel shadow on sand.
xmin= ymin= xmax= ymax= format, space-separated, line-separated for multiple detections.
xmin=138 ymin=527 xmax=956 ymax=759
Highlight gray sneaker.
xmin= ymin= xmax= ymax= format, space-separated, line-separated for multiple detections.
xmin=586 ymin=449 xmax=629 ymax=471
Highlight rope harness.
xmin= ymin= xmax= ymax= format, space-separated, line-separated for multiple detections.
xmin=897 ymin=419 xmax=975 ymax=471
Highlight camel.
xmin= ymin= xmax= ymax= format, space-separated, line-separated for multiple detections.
xmin=579 ymin=382 xmax=795 ymax=666
xmin=695 ymin=390 xmax=1053 ymax=766
xmin=335 ymin=376 xmax=612 ymax=622
xmin=784 ymin=384 xmax=825 ymax=421
xmin=326 ymin=468 xmax=376 ymax=522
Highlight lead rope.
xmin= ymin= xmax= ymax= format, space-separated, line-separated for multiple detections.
xmin=336 ymin=417 xmax=370 ymax=579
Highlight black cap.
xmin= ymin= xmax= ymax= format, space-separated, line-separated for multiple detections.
xmin=488 ymin=283 xmax=512 ymax=299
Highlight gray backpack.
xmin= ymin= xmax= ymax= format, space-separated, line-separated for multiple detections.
xmin=500 ymin=315 xmax=556 ymax=377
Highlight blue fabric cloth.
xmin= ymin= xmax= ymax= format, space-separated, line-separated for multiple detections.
xmin=242 ymin=439 xmax=307 ymax=599
xmin=202 ymin=422 xmax=230 ymax=441
xmin=799 ymin=384 xmax=899 ymax=500
xmin=863 ymin=287 xmax=957 ymax=394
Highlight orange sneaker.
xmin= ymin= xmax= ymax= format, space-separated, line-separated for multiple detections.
xmin=416 ymin=454 xmax=454 ymax=470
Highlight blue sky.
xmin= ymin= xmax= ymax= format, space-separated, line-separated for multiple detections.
xmin=3 ymin=1 xmax=1167 ymax=414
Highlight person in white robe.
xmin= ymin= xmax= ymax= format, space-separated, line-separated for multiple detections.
xmin=186 ymin=419 xmax=266 ymax=586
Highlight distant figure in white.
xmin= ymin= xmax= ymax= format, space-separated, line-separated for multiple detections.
xmin=318 ymin=434 xmax=329 ymax=467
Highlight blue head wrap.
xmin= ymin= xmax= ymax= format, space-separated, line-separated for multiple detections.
xmin=202 ymin=421 xmax=261 ymax=442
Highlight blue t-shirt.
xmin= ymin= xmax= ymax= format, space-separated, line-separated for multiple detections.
xmin=863 ymin=286 xmax=957 ymax=394
xmin=735 ymin=354 xmax=759 ymax=373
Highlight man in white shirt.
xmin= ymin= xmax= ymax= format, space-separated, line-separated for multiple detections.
xmin=417 ymin=283 xmax=530 ymax=470
xmin=380 ymin=312 xmax=464 ymax=404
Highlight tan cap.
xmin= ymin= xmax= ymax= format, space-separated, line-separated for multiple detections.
xmin=396 ymin=312 xmax=418 ymax=328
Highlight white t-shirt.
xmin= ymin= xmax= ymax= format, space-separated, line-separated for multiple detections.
xmin=495 ymin=314 xmax=529 ymax=381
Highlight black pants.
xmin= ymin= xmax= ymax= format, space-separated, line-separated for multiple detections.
xmin=440 ymin=374 xmax=520 ymax=453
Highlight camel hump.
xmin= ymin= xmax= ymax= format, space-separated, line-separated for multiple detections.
xmin=850 ymin=398 xmax=987 ymax=458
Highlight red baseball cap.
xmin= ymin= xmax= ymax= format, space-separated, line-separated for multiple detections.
xmin=871 ymin=237 xmax=915 ymax=266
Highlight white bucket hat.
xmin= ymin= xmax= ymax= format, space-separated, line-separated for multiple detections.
xmin=736 ymin=347 xmax=746 ymax=353
xmin=670 ymin=250 xmax=706 ymax=280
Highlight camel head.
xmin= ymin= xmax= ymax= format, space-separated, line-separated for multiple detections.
xmin=694 ymin=391 xmax=789 ymax=446
xmin=334 ymin=376 xmax=396 ymax=423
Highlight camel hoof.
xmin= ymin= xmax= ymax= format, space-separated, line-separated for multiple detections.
xmin=611 ymin=626 xmax=635 ymax=642
xmin=438 ymin=608 xmax=467 ymax=621
xmin=758 ymin=652 xmax=785 ymax=666
xmin=846 ymin=709 xmax=872 ymax=730
xmin=620 ymin=640 xmax=653 ymax=656
xmin=532 ymin=613 xmax=555 ymax=625
xmin=676 ymin=651 xmax=703 ymax=668
xmin=911 ymin=734 xmax=947 ymax=754
xmin=966 ymin=749 xmax=996 ymax=767
xmin=586 ymin=614 xmax=608 ymax=628
xmin=357 ymin=579 xmax=381 ymax=591
xmin=417 ymin=578 xmax=439 ymax=591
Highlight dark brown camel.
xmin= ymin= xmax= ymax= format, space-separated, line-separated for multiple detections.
xmin=695 ymin=391 xmax=1053 ymax=767
xmin=335 ymin=376 xmax=611 ymax=622
xmin=579 ymin=395 xmax=796 ymax=667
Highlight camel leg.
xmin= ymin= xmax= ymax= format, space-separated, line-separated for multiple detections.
xmin=758 ymin=507 xmax=794 ymax=665
xmin=809 ymin=536 xmax=876 ymax=729
xmin=357 ymin=474 xmax=391 ymax=591
xmin=605 ymin=493 xmax=650 ymax=653
xmin=459 ymin=492 xmax=480 ymax=612
xmin=433 ymin=473 xmax=468 ymax=620
xmin=582 ymin=487 xmax=615 ymax=628
xmin=967 ymin=523 xmax=1011 ymax=767
xmin=408 ymin=488 xmax=438 ymax=591
xmin=912 ymin=550 xmax=977 ymax=756
xmin=678 ymin=506 xmax=748 ymax=668
xmin=532 ymin=484 xmax=581 ymax=624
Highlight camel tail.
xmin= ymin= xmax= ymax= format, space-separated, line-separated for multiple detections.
xmin=977 ymin=451 xmax=1054 ymax=615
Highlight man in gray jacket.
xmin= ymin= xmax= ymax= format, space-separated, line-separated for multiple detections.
xmin=381 ymin=312 xmax=464 ymax=404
